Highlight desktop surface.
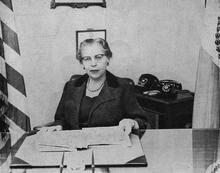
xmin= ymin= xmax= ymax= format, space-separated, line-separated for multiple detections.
xmin=1 ymin=129 xmax=219 ymax=173
xmin=10 ymin=127 xmax=147 ymax=171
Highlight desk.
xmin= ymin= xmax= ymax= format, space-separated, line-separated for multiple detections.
xmin=1 ymin=129 xmax=219 ymax=173
xmin=136 ymin=92 xmax=194 ymax=128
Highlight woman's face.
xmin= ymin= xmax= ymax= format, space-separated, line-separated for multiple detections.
xmin=81 ymin=43 xmax=109 ymax=80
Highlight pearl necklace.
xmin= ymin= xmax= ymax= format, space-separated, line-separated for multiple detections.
xmin=86 ymin=79 xmax=105 ymax=92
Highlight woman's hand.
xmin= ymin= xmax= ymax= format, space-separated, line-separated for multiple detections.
xmin=119 ymin=118 xmax=139 ymax=135
xmin=38 ymin=125 xmax=62 ymax=133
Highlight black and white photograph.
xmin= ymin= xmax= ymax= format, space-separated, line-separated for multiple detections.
xmin=0 ymin=0 xmax=220 ymax=173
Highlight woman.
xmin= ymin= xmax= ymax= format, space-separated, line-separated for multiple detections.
xmin=41 ymin=38 xmax=148 ymax=134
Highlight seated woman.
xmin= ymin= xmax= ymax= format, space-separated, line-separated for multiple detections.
xmin=41 ymin=38 xmax=149 ymax=134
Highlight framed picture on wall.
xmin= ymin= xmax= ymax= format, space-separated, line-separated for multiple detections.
xmin=51 ymin=0 xmax=106 ymax=9
xmin=76 ymin=29 xmax=106 ymax=55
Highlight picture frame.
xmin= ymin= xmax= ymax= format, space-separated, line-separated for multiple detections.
xmin=51 ymin=0 xmax=106 ymax=9
xmin=76 ymin=29 xmax=106 ymax=55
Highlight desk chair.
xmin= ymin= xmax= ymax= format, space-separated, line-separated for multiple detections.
xmin=33 ymin=75 xmax=151 ymax=130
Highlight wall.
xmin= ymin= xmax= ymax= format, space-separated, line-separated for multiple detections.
xmin=12 ymin=0 xmax=203 ymax=127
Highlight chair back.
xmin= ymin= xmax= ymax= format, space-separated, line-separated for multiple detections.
xmin=70 ymin=74 xmax=82 ymax=81
xmin=122 ymin=77 xmax=135 ymax=86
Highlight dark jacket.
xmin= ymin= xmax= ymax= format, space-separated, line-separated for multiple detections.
xmin=54 ymin=71 xmax=148 ymax=130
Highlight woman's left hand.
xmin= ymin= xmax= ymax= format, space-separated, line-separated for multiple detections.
xmin=119 ymin=118 xmax=139 ymax=135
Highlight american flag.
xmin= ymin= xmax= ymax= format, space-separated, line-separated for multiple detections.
xmin=0 ymin=0 xmax=31 ymax=169
xmin=192 ymin=0 xmax=220 ymax=128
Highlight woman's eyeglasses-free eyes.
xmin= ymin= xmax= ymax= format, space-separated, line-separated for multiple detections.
xmin=82 ymin=54 xmax=105 ymax=63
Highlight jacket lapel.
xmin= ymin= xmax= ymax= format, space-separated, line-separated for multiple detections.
xmin=72 ymin=82 xmax=86 ymax=122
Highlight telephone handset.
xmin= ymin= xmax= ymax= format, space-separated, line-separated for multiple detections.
xmin=135 ymin=74 xmax=182 ymax=98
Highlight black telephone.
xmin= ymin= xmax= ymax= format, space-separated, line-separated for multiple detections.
xmin=135 ymin=74 xmax=182 ymax=98
xmin=159 ymin=79 xmax=182 ymax=97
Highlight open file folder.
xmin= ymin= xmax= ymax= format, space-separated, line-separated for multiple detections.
xmin=36 ymin=126 xmax=132 ymax=151
xmin=10 ymin=127 xmax=147 ymax=168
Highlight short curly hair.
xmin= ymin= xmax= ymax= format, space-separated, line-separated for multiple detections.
xmin=77 ymin=38 xmax=112 ymax=63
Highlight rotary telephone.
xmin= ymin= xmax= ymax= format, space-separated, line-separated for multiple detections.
xmin=135 ymin=74 xmax=182 ymax=98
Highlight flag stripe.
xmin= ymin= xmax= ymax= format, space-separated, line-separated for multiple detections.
xmin=3 ymin=42 xmax=22 ymax=73
xmin=6 ymin=63 xmax=26 ymax=96
xmin=0 ymin=135 xmax=11 ymax=166
xmin=0 ymin=38 xmax=4 ymax=59
xmin=0 ymin=4 xmax=16 ymax=32
xmin=1 ymin=21 xmax=20 ymax=55
xmin=6 ymin=117 xmax=25 ymax=145
xmin=0 ymin=55 xmax=6 ymax=77
xmin=0 ymin=73 xmax=7 ymax=96
xmin=0 ymin=1 xmax=31 ymax=133
xmin=0 ymin=20 xmax=2 ymax=38
xmin=6 ymin=102 xmax=31 ymax=132
xmin=0 ymin=0 xmax=13 ymax=11
xmin=7 ymin=84 xmax=28 ymax=115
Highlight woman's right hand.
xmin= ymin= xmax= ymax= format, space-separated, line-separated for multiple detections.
xmin=38 ymin=125 xmax=62 ymax=133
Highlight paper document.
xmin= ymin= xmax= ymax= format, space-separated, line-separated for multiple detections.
xmin=14 ymin=135 xmax=63 ymax=166
xmin=92 ymin=134 xmax=145 ymax=165
xmin=12 ymin=131 xmax=147 ymax=168
xmin=37 ymin=126 xmax=131 ymax=151
xmin=37 ymin=130 xmax=88 ymax=151
xmin=83 ymin=126 xmax=131 ymax=146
